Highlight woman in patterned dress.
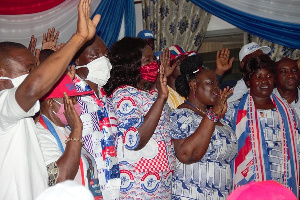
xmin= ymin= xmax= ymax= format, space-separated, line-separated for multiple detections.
xmin=168 ymin=55 xmax=237 ymax=199
xmin=224 ymin=54 xmax=299 ymax=197
xmin=103 ymin=37 xmax=176 ymax=199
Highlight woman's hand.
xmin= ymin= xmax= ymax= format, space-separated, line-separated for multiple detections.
xmin=212 ymin=86 xmax=233 ymax=117
xmin=156 ymin=48 xmax=169 ymax=101
xmin=63 ymin=93 xmax=83 ymax=131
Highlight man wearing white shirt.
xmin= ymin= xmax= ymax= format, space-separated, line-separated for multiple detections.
xmin=0 ymin=0 xmax=100 ymax=198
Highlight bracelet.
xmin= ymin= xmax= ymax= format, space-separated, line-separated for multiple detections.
xmin=206 ymin=108 xmax=220 ymax=123
xmin=65 ymin=137 xmax=84 ymax=145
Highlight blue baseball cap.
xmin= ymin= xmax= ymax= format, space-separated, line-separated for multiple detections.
xmin=137 ymin=30 xmax=156 ymax=40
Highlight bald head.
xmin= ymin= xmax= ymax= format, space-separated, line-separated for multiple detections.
xmin=0 ymin=42 xmax=27 ymax=70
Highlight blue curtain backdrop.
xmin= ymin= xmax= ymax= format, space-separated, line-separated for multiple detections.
xmin=91 ymin=0 xmax=136 ymax=47
xmin=190 ymin=0 xmax=300 ymax=49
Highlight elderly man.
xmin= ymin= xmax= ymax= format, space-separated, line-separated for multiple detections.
xmin=0 ymin=0 xmax=100 ymax=198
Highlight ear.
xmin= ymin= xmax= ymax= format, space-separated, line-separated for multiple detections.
xmin=245 ymin=80 xmax=251 ymax=87
xmin=188 ymin=80 xmax=196 ymax=93
xmin=74 ymin=57 xmax=80 ymax=66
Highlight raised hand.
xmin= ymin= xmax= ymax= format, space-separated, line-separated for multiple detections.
xmin=212 ymin=86 xmax=233 ymax=117
xmin=63 ymin=93 xmax=83 ymax=131
xmin=76 ymin=0 xmax=101 ymax=41
xmin=156 ymin=49 xmax=169 ymax=101
xmin=215 ymin=48 xmax=234 ymax=76
xmin=28 ymin=35 xmax=41 ymax=65
xmin=42 ymin=27 xmax=60 ymax=51
xmin=161 ymin=48 xmax=175 ymax=78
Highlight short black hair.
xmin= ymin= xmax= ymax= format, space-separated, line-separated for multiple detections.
xmin=103 ymin=37 xmax=148 ymax=96
xmin=241 ymin=54 xmax=275 ymax=84
xmin=175 ymin=55 xmax=204 ymax=98
xmin=39 ymin=49 xmax=55 ymax=63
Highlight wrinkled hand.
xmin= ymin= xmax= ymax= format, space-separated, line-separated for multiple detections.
xmin=215 ymin=48 xmax=234 ymax=76
xmin=212 ymin=86 xmax=233 ymax=117
xmin=156 ymin=60 xmax=168 ymax=101
xmin=76 ymin=0 xmax=101 ymax=42
xmin=42 ymin=27 xmax=60 ymax=51
xmin=28 ymin=35 xmax=41 ymax=65
xmin=63 ymin=93 xmax=83 ymax=130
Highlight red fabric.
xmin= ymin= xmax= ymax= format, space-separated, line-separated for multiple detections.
xmin=0 ymin=0 xmax=65 ymax=15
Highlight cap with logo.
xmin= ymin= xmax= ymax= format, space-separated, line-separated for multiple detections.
xmin=239 ymin=42 xmax=271 ymax=61
xmin=41 ymin=74 xmax=93 ymax=100
xmin=137 ymin=30 xmax=156 ymax=40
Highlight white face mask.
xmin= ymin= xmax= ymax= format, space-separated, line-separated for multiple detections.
xmin=0 ymin=73 xmax=28 ymax=88
xmin=76 ymin=56 xmax=112 ymax=87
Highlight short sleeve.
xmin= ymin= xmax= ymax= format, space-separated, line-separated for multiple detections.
xmin=0 ymin=88 xmax=40 ymax=131
xmin=110 ymin=87 xmax=144 ymax=150
xmin=169 ymin=108 xmax=199 ymax=140
xmin=36 ymin=123 xmax=62 ymax=166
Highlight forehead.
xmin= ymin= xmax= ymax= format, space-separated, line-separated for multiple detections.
xmin=143 ymin=45 xmax=153 ymax=55
xmin=6 ymin=48 xmax=35 ymax=71
xmin=83 ymin=37 xmax=107 ymax=53
xmin=277 ymin=59 xmax=297 ymax=69
xmin=253 ymin=67 xmax=273 ymax=75
xmin=197 ymin=69 xmax=215 ymax=79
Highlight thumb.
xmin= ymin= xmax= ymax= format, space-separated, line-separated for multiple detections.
xmin=92 ymin=14 xmax=101 ymax=27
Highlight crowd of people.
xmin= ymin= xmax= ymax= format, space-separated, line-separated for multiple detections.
xmin=0 ymin=0 xmax=299 ymax=199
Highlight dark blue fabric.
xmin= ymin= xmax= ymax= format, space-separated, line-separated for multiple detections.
xmin=190 ymin=0 xmax=300 ymax=49
xmin=91 ymin=0 xmax=136 ymax=48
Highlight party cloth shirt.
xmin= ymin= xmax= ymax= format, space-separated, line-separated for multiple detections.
xmin=169 ymin=108 xmax=238 ymax=199
xmin=224 ymin=95 xmax=300 ymax=197
xmin=273 ymin=87 xmax=300 ymax=122
xmin=74 ymin=76 xmax=120 ymax=200
xmin=110 ymin=85 xmax=176 ymax=199
xmin=0 ymin=87 xmax=48 ymax=199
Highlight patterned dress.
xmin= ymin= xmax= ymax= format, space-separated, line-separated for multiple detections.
xmin=169 ymin=108 xmax=238 ymax=200
xmin=225 ymin=99 xmax=300 ymax=189
xmin=110 ymin=85 xmax=176 ymax=199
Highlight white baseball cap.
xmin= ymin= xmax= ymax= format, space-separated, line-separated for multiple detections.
xmin=239 ymin=42 xmax=271 ymax=61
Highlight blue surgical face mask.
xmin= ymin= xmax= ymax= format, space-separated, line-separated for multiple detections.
xmin=0 ymin=74 xmax=28 ymax=88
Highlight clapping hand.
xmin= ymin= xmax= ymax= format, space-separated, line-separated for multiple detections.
xmin=212 ymin=86 xmax=233 ymax=118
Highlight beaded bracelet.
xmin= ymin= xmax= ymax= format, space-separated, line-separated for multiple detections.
xmin=65 ymin=137 xmax=84 ymax=145
xmin=206 ymin=108 xmax=220 ymax=123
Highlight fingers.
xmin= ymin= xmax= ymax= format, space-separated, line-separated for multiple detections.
xmin=67 ymin=65 xmax=76 ymax=80
xmin=53 ymin=31 xmax=60 ymax=44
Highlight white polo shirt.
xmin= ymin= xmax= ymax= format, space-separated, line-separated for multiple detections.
xmin=0 ymin=87 xmax=48 ymax=199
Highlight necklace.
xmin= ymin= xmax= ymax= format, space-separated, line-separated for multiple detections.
xmin=184 ymin=101 xmax=207 ymax=115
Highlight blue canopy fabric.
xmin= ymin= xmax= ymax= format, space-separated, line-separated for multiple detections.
xmin=190 ymin=0 xmax=300 ymax=49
